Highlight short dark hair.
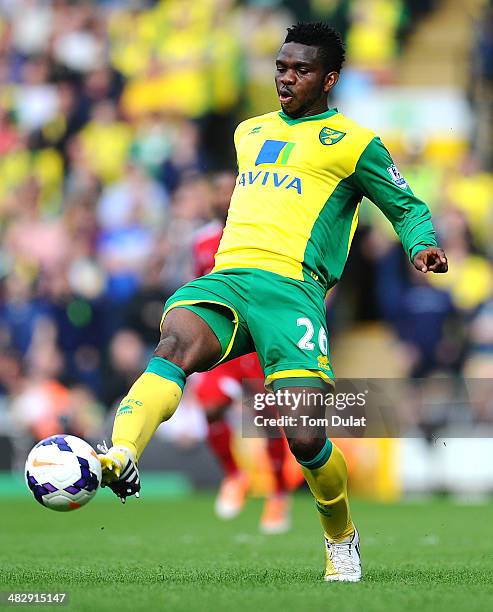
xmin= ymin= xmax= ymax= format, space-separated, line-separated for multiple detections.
xmin=284 ymin=22 xmax=345 ymax=73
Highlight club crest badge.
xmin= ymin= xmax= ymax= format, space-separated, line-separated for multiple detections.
xmin=319 ymin=127 xmax=346 ymax=145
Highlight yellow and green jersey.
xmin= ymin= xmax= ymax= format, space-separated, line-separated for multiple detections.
xmin=213 ymin=108 xmax=437 ymax=292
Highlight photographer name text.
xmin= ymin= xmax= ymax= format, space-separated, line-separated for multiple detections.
xmin=253 ymin=415 xmax=367 ymax=427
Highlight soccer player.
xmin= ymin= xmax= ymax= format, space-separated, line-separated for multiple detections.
xmin=99 ymin=22 xmax=448 ymax=582
xmin=193 ymin=171 xmax=292 ymax=532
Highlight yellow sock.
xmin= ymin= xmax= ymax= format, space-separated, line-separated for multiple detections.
xmin=112 ymin=357 xmax=185 ymax=460
xmin=299 ymin=439 xmax=354 ymax=542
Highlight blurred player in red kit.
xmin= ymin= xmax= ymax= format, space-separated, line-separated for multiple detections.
xmin=193 ymin=171 xmax=293 ymax=533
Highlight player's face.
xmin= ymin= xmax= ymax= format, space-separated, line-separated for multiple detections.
xmin=275 ymin=42 xmax=339 ymax=118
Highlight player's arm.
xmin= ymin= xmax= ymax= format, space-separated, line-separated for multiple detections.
xmin=352 ymin=137 xmax=448 ymax=273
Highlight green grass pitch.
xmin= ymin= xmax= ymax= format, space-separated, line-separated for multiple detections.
xmin=1 ymin=488 xmax=492 ymax=611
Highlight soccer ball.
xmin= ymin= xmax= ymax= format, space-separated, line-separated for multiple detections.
xmin=25 ymin=435 xmax=102 ymax=511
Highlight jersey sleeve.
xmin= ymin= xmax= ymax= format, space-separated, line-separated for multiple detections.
xmin=352 ymin=136 xmax=438 ymax=262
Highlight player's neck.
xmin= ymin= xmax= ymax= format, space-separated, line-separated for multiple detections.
xmin=279 ymin=107 xmax=337 ymax=125
xmin=299 ymin=103 xmax=329 ymax=118
xmin=282 ymin=102 xmax=330 ymax=120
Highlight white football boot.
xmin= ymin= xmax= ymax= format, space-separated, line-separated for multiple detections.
xmin=323 ymin=528 xmax=362 ymax=582
xmin=97 ymin=442 xmax=140 ymax=503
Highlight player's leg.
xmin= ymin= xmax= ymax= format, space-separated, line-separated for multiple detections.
xmin=195 ymin=367 xmax=248 ymax=519
xmin=276 ymin=382 xmax=360 ymax=581
xmin=101 ymin=271 xmax=252 ymax=501
xmin=246 ymin=270 xmax=360 ymax=579
xmin=100 ymin=307 xmax=224 ymax=500
xmin=112 ymin=307 xmax=221 ymax=454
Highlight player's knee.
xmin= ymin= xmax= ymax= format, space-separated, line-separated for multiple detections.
xmin=154 ymin=332 xmax=192 ymax=372
xmin=155 ymin=308 xmax=222 ymax=374
xmin=287 ymin=437 xmax=325 ymax=463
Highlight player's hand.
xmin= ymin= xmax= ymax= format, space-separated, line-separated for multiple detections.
xmin=413 ymin=247 xmax=448 ymax=273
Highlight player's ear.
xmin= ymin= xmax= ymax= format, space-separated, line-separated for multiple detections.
xmin=323 ymin=71 xmax=339 ymax=93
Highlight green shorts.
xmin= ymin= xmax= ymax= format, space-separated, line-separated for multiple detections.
xmin=162 ymin=268 xmax=334 ymax=389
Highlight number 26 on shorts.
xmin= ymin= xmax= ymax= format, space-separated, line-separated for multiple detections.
xmin=296 ymin=317 xmax=328 ymax=355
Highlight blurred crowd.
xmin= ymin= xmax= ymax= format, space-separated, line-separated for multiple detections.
xmin=1 ymin=0 xmax=493 ymax=461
